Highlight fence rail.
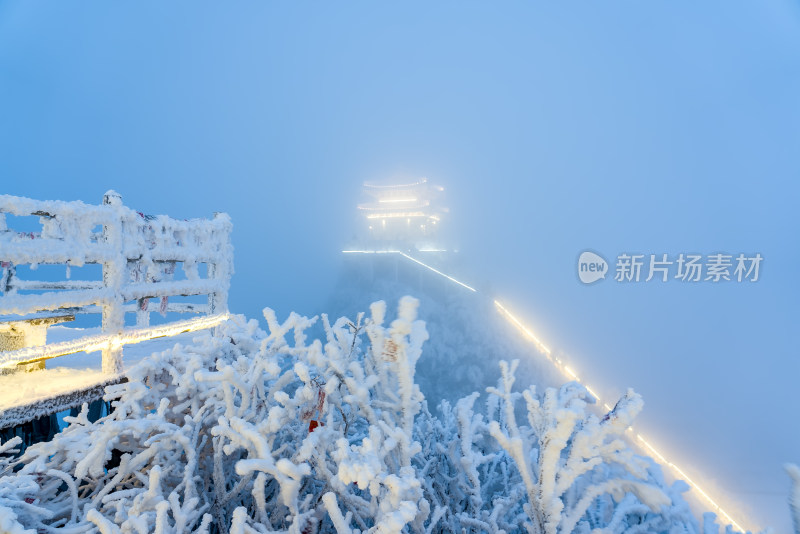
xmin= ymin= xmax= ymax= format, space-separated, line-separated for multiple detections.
xmin=0 ymin=191 xmax=233 ymax=374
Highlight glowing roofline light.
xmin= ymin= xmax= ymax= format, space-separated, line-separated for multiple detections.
xmin=378 ymin=197 xmax=418 ymax=203
xmin=363 ymin=178 xmax=428 ymax=189
xmin=341 ymin=249 xmax=401 ymax=254
xmin=365 ymin=212 xmax=430 ymax=219
xmin=358 ymin=200 xmax=431 ymax=211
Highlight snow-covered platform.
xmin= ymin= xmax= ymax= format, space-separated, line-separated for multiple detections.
xmin=0 ymin=325 xmax=200 ymax=429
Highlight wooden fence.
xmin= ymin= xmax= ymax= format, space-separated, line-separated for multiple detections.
xmin=0 ymin=191 xmax=232 ymax=375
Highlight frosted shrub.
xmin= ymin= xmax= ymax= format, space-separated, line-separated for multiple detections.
xmin=412 ymin=362 xmax=696 ymax=534
xmin=0 ymin=298 xmax=702 ymax=533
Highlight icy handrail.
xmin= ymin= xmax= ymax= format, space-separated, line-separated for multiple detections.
xmin=0 ymin=191 xmax=233 ymax=374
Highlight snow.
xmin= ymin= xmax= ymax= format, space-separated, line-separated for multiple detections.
xmin=329 ymin=256 xmax=564 ymax=405
xmin=0 ymin=194 xmax=793 ymax=531
xmin=332 ymin=251 xmax=792 ymax=532
xmin=0 ymin=325 xmax=204 ymax=417
xmin=0 ymin=303 xmax=735 ymax=533
xmin=0 ymin=192 xmax=232 ymax=374
xmin=0 ymin=367 xmax=108 ymax=410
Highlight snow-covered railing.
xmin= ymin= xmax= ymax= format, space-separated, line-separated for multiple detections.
xmin=0 ymin=191 xmax=232 ymax=374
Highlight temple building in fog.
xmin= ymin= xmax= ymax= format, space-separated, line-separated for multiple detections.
xmin=357 ymin=178 xmax=446 ymax=248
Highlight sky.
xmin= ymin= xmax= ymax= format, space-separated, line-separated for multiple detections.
xmin=1 ymin=1 xmax=799 ymax=531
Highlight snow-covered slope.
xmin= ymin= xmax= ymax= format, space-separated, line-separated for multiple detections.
xmin=327 ymin=255 xmax=562 ymax=407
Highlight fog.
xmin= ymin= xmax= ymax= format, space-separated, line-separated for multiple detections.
xmin=1 ymin=2 xmax=799 ymax=531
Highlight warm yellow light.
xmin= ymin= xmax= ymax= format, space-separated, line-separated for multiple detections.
xmin=0 ymin=314 xmax=229 ymax=370
xmin=366 ymin=212 xmax=428 ymax=219
xmin=585 ymin=385 xmax=600 ymax=401
xmin=494 ymin=298 xmax=748 ymax=533
xmin=342 ymin=249 xmax=401 ymax=254
xmin=493 ymin=301 xmax=552 ymax=356
xmin=378 ymin=197 xmax=418 ymax=203
xmin=340 ymin=249 xmax=748 ymax=531
xmin=635 ymin=434 xmax=744 ymax=531
xmin=363 ymin=178 xmax=427 ymax=189
xmin=115 ymin=313 xmax=229 ymax=347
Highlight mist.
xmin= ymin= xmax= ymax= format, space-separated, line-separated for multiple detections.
xmin=1 ymin=1 xmax=799 ymax=531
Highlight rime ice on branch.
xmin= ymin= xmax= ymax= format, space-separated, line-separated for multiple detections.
xmin=0 ymin=298 xmax=716 ymax=533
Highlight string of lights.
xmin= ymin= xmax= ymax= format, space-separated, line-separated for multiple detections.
xmin=342 ymin=248 xmax=748 ymax=532
xmin=492 ymin=301 xmax=745 ymax=531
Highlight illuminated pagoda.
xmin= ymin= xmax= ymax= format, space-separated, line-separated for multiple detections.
xmin=358 ymin=178 xmax=446 ymax=247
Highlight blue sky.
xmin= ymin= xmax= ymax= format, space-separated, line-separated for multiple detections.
xmin=1 ymin=1 xmax=799 ymax=530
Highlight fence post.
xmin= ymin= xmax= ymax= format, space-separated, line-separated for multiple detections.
xmin=208 ymin=212 xmax=231 ymax=316
xmin=136 ymin=297 xmax=150 ymax=327
xmin=101 ymin=191 xmax=125 ymax=374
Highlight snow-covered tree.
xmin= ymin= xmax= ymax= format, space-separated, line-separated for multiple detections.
xmin=485 ymin=360 xmax=690 ymax=534
xmin=0 ymin=298 xmax=711 ymax=533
